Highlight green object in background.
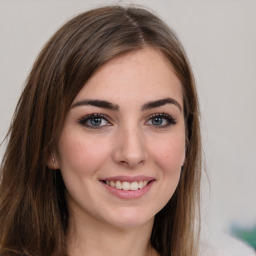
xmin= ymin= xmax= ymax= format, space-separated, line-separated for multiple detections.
xmin=231 ymin=225 xmax=256 ymax=249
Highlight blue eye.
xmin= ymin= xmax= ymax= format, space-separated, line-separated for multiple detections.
xmin=151 ymin=116 xmax=164 ymax=126
xmin=147 ymin=113 xmax=176 ymax=128
xmin=78 ymin=114 xmax=110 ymax=128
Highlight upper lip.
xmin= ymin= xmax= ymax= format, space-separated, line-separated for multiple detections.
xmin=100 ymin=175 xmax=155 ymax=182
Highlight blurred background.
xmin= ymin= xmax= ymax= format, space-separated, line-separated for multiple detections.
xmin=0 ymin=0 xmax=255 ymax=255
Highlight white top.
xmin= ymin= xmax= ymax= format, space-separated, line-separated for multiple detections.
xmin=200 ymin=232 xmax=255 ymax=256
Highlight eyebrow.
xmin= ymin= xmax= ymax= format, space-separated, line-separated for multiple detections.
xmin=71 ymin=97 xmax=182 ymax=112
xmin=71 ymin=99 xmax=119 ymax=110
xmin=141 ymin=98 xmax=182 ymax=112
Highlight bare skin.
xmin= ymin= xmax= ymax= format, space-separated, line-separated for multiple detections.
xmin=53 ymin=47 xmax=185 ymax=256
xmin=67 ymin=210 xmax=159 ymax=256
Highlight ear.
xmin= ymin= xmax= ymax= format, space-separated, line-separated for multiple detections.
xmin=181 ymin=154 xmax=186 ymax=167
xmin=47 ymin=154 xmax=59 ymax=170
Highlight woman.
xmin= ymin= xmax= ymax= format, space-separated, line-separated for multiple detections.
xmin=0 ymin=5 xmax=201 ymax=256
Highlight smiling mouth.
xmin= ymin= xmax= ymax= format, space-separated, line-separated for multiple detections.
xmin=101 ymin=180 xmax=151 ymax=191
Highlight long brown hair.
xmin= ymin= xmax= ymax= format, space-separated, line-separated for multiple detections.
xmin=0 ymin=5 xmax=201 ymax=256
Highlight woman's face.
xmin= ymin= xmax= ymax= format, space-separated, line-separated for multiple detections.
xmin=55 ymin=47 xmax=186 ymax=229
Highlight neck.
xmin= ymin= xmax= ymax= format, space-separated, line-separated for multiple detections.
xmin=66 ymin=211 xmax=157 ymax=256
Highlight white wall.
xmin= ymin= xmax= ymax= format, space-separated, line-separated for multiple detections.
xmin=1 ymin=0 xmax=256 ymax=253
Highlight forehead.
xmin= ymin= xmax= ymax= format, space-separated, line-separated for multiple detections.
xmin=74 ymin=47 xmax=183 ymax=106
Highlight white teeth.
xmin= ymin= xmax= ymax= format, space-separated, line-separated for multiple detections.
xmin=104 ymin=180 xmax=149 ymax=190
xmin=138 ymin=181 xmax=144 ymax=189
xmin=122 ymin=182 xmax=130 ymax=191
xmin=130 ymin=181 xmax=138 ymax=190
xmin=116 ymin=181 xmax=122 ymax=189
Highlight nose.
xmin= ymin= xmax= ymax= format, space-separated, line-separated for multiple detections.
xmin=112 ymin=127 xmax=148 ymax=169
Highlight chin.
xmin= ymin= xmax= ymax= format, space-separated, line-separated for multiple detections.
xmin=101 ymin=208 xmax=156 ymax=230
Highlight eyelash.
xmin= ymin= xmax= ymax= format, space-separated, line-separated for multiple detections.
xmin=146 ymin=113 xmax=177 ymax=128
xmin=77 ymin=112 xmax=177 ymax=129
xmin=78 ymin=113 xmax=111 ymax=129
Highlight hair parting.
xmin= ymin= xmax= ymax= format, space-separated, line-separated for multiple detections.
xmin=0 ymin=5 xmax=201 ymax=256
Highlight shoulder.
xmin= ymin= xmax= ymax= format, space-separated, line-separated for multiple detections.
xmin=199 ymin=233 xmax=256 ymax=256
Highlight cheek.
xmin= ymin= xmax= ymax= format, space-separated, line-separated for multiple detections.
xmin=150 ymin=135 xmax=185 ymax=175
xmin=148 ymin=134 xmax=185 ymax=212
xmin=57 ymin=132 xmax=110 ymax=175
xmin=154 ymin=137 xmax=185 ymax=169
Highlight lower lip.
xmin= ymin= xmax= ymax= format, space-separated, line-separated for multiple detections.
xmin=101 ymin=181 xmax=154 ymax=199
